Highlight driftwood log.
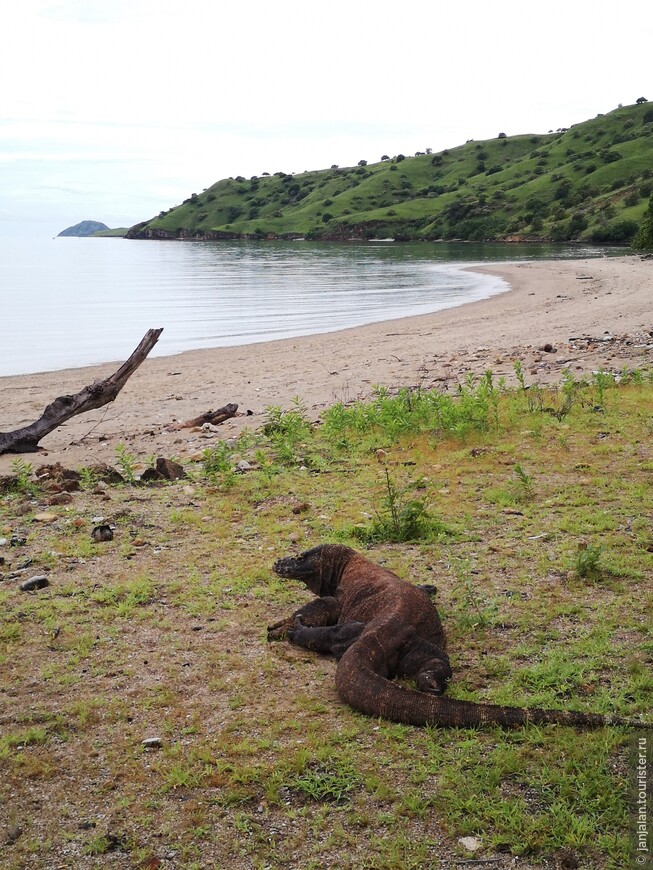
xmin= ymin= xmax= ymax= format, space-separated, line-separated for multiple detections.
xmin=0 ymin=328 xmax=163 ymax=455
xmin=168 ymin=403 xmax=238 ymax=431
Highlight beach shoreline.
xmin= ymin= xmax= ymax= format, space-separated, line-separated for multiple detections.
xmin=1 ymin=255 xmax=650 ymax=474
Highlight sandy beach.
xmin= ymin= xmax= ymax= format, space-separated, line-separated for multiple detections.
xmin=1 ymin=255 xmax=651 ymax=474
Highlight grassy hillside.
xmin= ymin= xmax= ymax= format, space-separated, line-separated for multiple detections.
xmin=1 ymin=370 xmax=652 ymax=867
xmin=128 ymin=102 xmax=653 ymax=244
xmin=92 ymin=227 xmax=129 ymax=238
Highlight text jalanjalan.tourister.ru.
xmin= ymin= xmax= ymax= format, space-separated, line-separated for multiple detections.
xmin=635 ymin=735 xmax=649 ymax=863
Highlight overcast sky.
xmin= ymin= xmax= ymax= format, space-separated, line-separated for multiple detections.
xmin=1 ymin=0 xmax=650 ymax=236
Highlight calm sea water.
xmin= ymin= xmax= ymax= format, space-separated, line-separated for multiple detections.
xmin=0 ymin=237 xmax=623 ymax=377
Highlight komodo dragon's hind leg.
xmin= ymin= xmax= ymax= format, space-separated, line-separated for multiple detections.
xmin=287 ymin=619 xmax=365 ymax=658
xmin=396 ymin=635 xmax=452 ymax=696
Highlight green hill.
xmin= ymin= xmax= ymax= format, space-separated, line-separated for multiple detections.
xmin=127 ymin=102 xmax=653 ymax=244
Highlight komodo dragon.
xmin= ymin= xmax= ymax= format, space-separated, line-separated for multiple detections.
xmin=268 ymin=544 xmax=644 ymax=729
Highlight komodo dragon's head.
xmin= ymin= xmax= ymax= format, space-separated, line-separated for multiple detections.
xmin=273 ymin=544 xmax=355 ymax=596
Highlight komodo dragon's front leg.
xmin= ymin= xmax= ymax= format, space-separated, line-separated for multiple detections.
xmin=267 ymin=595 xmax=341 ymax=641
xmin=287 ymin=619 xmax=365 ymax=658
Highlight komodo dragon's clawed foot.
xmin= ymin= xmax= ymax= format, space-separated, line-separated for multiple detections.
xmin=267 ymin=617 xmax=296 ymax=642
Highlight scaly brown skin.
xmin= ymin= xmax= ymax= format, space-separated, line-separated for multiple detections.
xmin=268 ymin=544 xmax=646 ymax=729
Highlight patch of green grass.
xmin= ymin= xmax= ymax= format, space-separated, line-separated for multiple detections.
xmin=89 ymin=576 xmax=156 ymax=617
xmin=287 ymin=758 xmax=363 ymax=804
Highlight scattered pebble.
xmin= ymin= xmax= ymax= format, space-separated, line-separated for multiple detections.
xmin=19 ymin=575 xmax=50 ymax=592
xmin=156 ymin=457 xmax=186 ymax=480
xmin=458 ymin=836 xmax=482 ymax=852
xmin=139 ymin=467 xmax=165 ymax=483
xmin=33 ymin=513 xmax=57 ymax=524
xmin=46 ymin=492 xmax=73 ymax=506
xmin=5 ymin=825 xmax=22 ymax=845
xmin=141 ymin=737 xmax=164 ymax=749
xmin=91 ymin=525 xmax=114 ymax=542
xmin=292 ymin=502 xmax=310 ymax=515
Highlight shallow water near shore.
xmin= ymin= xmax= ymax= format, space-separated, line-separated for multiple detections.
xmin=0 ymin=237 xmax=624 ymax=377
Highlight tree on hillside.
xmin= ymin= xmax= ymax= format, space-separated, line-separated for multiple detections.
xmin=358 ymin=160 xmax=368 ymax=166
xmin=632 ymin=192 xmax=653 ymax=250
xmin=381 ymin=155 xmax=390 ymax=161
xmin=636 ymin=96 xmax=648 ymax=104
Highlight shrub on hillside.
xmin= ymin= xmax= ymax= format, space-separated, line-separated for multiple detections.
xmin=632 ymin=193 xmax=653 ymax=250
xmin=566 ymin=212 xmax=589 ymax=238
xmin=589 ymin=220 xmax=638 ymax=244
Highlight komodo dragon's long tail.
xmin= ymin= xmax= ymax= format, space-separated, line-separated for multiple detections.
xmin=335 ymin=645 xmax=645 ymax=729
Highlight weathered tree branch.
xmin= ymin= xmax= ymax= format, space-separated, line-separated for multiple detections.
xmin=0 ymin=328 xmax=163 ymax=454
xmin=168 ymin=403 xmax=238 ymax=431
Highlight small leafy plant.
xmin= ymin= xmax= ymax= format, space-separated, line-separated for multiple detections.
xmin=513 ymin=463 xmax=534 ymax=501
xmin=593 ymin=369 xmax=614 ymax=408
xmin=9 ymin=458 xmax=35 ymax=494
xmin=351 ymin=469 xmax=448 ymax=543
xmin=573 ymin=542 xmax=603 ymax=580
xmin=202 ymin=441 xmax=236 ymax=488
xmin=450 ymin=558 xmax=499 ymax=629
xmin=114 ymin=443 xmax=138 ymax=484
xmin=78 ymin=466 xmax=99 ymax=491
xmin=262 ymin=397 xmax=312 ymax=466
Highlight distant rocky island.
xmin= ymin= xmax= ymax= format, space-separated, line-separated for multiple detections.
xmin=58 ymin=221 xmax=127 ymax=237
